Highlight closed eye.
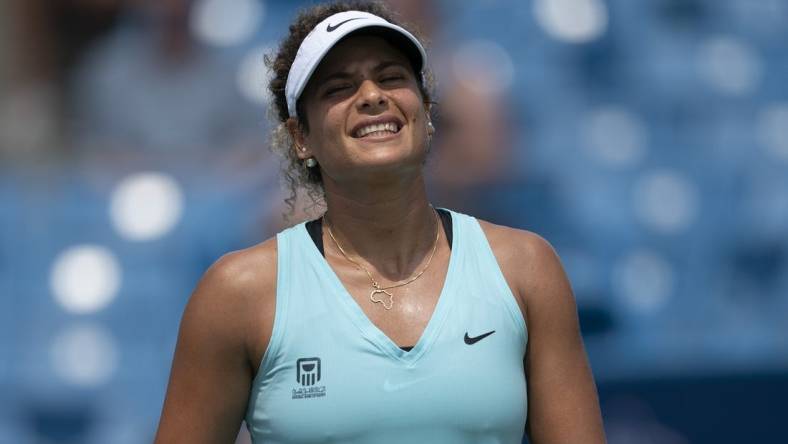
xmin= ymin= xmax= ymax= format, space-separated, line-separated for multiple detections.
xmin=324 ymin=84 xmax=352 ymax=96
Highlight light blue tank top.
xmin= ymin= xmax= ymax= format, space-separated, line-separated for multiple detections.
xmin=245 ymin=210 xmax=528 ymax=443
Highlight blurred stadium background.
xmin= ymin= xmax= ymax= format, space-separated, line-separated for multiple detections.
xmin=1 ymin=0 xmax=787 ymax=443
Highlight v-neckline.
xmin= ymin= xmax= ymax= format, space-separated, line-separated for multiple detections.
xmin=301 ymin=210 xmax=460 ymax=365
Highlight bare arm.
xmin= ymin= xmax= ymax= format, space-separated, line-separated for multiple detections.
xmin=482 ymin=223 xmax=605 ymax=443
xmin=519 ymin=234 xmax=605 ymax=443
xmin=155 ymin=240 xmax=277 ymax=443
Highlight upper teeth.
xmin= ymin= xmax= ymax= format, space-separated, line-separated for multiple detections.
xmin=355 ymin=122 xmax=399 ymax=137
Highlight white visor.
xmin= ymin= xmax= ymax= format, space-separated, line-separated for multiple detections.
xmin=284 ymin=10 xmax=427 ymax=118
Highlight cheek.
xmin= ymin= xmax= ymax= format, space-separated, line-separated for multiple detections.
xmin=305 ymin=103 xmax=341 ymax=141
xmin=408 ymin=103 xmax=430 ymax=139
xmin=306 ymin=107 xmax=351 ymax=162
xmin=394 ymin=94 xmax=425 ymax=126
xmin=321 ymin=108 xmax=349 ymax=143
xmin=396 ymin=91 xmax=427 ymax=125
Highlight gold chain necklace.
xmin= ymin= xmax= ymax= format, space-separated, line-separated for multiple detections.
xmin=325 ymin=209 xmax=440 ymax=310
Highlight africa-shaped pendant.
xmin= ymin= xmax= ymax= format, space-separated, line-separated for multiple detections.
xmin=370 ymin=288 xmax=394 ymax=310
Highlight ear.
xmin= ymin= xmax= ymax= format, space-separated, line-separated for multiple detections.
xmin=286 ymin=117 xmax=312 ymax=161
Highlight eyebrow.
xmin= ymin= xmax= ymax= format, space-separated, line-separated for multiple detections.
xmin=317 ymin=60 xmax=409 ymax=85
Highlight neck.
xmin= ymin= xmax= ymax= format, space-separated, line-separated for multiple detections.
xmin=322 ymin=174 xmax=438 ymax=281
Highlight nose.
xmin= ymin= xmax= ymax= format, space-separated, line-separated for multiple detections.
xmin=355 ymin=80 xmax=388 ymax=113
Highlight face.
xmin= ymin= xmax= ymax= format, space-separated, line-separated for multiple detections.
xmin=289 ymin=34 xmax=431 ymax=185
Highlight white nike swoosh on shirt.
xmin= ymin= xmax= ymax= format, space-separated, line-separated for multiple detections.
xmin=382 ymin=376 xmax=434 ymax=392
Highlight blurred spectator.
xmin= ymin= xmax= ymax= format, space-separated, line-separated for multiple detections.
xmin=0 ymin=0 xmax=124 ymax=163
xmin=69 ymin=0 xmax=266 ymax=171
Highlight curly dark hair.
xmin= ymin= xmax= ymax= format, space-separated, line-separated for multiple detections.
xmin=265 ymin=0 xmax=435 ymax=218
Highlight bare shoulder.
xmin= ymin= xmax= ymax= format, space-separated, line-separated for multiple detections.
xmin=191 ymin=236 xmax=277 ymax=312
xmin=155 ymin=237 xmax=278 ymax=443
xmin=201 ymin=236 xmax=278 ymax=298
xmin=476 ymin=219 xmax=570 ymax=314
xmin=184 ymin=236 xmax=278 ymax=369
xmin=477 ymin=219 xmax=557 ymax=265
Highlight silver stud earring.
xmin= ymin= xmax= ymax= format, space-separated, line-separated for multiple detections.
xmin=305 ymin=157 xmax=317 ymax=168
xmin=427 ymin=121 xmax=435 ymax=135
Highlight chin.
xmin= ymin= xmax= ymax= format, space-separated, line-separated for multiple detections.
xmin=363 ymin=143 xmax=425 ymax=166
xmin=348 ymin=147 xmax=426 ymax=181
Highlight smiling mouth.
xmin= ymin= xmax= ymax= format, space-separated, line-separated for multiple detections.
xmin=353 ymin=122 xmax=401 ymax=138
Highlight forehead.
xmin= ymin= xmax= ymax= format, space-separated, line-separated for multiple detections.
xmin=312 ymin=34 xmax=413 ymax=79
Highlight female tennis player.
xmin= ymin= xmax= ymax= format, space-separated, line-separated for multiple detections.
xmin=155 ymin=2 xmax=605 ymax=443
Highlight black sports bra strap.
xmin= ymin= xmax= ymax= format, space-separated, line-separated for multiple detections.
xmin=436 ymin=208 xmax=453 ymax=249
xmin=305 ymin=217 xmax=325 ymax=256
xmin=304 ymin=208 xmax=453 ymax=258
